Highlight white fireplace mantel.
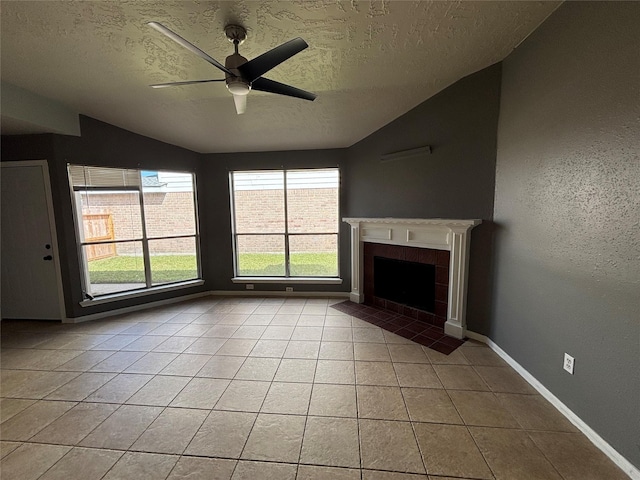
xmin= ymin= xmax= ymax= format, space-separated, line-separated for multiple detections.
xmin=343 ymin=217 xmax=481 ymax=339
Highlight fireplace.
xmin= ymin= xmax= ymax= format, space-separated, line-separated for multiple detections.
xmin=364 ymin=242 xmax=447 ymax=327
xmin=374 ymin=256 xmax=435 ymax=313
xmin=343 ymin=218 xmax=481 ymax=339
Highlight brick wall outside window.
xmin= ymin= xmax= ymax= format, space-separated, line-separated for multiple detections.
xmin=80 ymin=192 xmax=196 ymax=256
xmin=234 ymin=188 xmax=338 ymax=253
xmin=78 ymin=185 xmax=338 ymax=258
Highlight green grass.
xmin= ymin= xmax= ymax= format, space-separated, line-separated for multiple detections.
xmin=88 ymin=255 xmax=197 ymax=283
xmin=87 ymin=252 xmax=337 ymax=283
xmin=238 ymin=252 xmax=338 ymax=277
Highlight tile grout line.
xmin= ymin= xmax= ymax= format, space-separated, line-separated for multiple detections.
xmin=292 ymin=299 xmax=319 ymax=477
xmin=395 ymin=358 xmax=430 ymax=476
xmin=438 ymin=368 xmax=496 ymax=479
xmin=227 ymin=297 xmax=296 ymax=478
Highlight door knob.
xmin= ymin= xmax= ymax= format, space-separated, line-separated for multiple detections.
xmin=43 ymin=255 xmax=53 ymax=261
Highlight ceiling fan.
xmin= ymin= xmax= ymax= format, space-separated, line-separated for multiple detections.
xmin=148 ymin=22 xmax=316 ymax=114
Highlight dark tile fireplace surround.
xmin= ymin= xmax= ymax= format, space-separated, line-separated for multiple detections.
xmin=332 ymin=243 xmax=465 ymax=354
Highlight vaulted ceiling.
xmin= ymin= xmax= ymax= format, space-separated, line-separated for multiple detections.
xmin=1 ymin=1 xmax=559 ymax=153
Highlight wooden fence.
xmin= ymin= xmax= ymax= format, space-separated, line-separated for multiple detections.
xmin=83 ymin=213 xmax=116 ymax=261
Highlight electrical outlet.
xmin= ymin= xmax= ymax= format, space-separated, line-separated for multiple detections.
xmin=563 ymin=353 xmax=575 ymax=374
xmin=245 ymin=284 xmax=254 ymax=290
xmin=285 ymin=287 xmax=293 ymax=292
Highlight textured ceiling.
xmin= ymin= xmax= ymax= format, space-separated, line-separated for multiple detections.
xmin=1 ymin=1 xmax=559 ymax=153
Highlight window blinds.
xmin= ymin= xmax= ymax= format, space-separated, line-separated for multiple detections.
xmin=69 ymin=165 xmax=140 ymax=187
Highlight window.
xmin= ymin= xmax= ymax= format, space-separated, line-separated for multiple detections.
xmin=230 ymin=168 xmax=339 ymax=278
xmin=68 ymin=165 xmax=200 ymax=298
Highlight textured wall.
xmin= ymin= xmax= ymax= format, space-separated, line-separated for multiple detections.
xmin=492 ymin=2 xmax=640 ymax=468
xmin=344 ymin=63 xmax=502 ymax=334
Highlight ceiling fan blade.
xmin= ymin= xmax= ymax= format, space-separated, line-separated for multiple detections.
xmin=233 ymin=94 xmax=247 ymax=115
xmin=148 ymin=22 xmax=235 ymax=77
xmin=238 ymin=37 xmax=308 ymax=82
xmin=251 ymin=77 xmax=317 ymax=101
xmin=150 ymin=79 xmax=225 ymax=88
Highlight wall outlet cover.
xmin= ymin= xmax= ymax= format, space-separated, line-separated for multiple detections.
xmin=563 ymin=353 xmax=575 ymax=374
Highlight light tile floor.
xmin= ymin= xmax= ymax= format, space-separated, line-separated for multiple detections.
xmin=0 ymin=297 xmax=629 ymax=480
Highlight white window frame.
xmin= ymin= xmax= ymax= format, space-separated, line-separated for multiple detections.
xmin=229 ymin=168 xmax=342 ymax=284
xmin=68 ymin=165 xmax=203 ymax=302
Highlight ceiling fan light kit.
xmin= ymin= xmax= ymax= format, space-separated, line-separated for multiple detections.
xmin=148 ymin=21 xmax=316 ymax=114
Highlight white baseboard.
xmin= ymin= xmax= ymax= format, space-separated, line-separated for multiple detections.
xmin=466 ymin=330 xmax=639 ymax=479
xmin=464 ymin=330 xmax=488 ymax=343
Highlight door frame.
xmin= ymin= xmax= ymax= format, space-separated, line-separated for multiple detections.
xmin=1 ymin=160 xmax=66 ymax=321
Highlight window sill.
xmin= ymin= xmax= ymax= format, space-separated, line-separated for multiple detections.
xmin=232 ymin=277 xmax=343 ymax=285
xmin=80 ymin=279 xmax=205 ymax=307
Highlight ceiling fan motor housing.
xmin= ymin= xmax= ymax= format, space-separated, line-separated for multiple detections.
xmin=225 ymin=53 xmax=251 ymax=95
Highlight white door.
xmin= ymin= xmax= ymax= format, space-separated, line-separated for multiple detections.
xmin=1 ymin=161 xmax=64 ymax=320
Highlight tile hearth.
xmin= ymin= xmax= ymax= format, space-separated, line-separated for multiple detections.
xmin=0 ymin=297 xmax=628 ymax=480
xmin=330 ymin=301 xmax=464 ymax=355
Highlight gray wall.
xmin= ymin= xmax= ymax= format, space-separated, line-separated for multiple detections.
xmin=345 ymin=63 xmax=502 ymax=333
xmin=492 ymin=2 xmax=640 ymax=468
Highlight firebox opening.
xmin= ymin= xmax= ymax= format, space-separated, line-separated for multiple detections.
xmin=374 ymin=256 xmax=436 ymax=313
